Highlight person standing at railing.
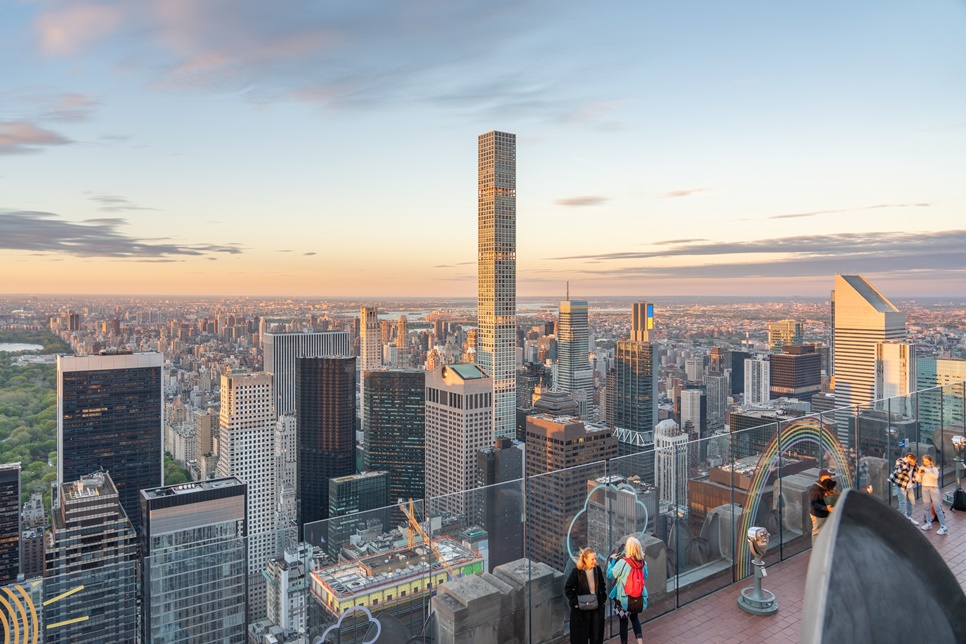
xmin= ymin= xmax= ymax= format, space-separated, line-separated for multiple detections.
xmin=565 ymin=548 xmax=607 ymax=644
xmin=889 ymin=453 xmax=920 ymax=525
xmin=915 ymin=455 xmax=949 ymax=536
xmin=607 ymin=537 xmax=647 ymax=644
xmin=808 ymin=469 xmax=834 ymax=539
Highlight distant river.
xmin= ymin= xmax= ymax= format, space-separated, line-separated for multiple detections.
xmin=0 ymin=343 xmax=43 ymax=352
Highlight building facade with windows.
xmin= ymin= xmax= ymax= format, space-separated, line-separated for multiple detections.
xmin=477 ymin=130 xmax=517 ymax=439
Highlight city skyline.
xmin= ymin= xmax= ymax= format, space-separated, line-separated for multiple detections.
xmin=2 ymin=2 xmax=965 ymax=297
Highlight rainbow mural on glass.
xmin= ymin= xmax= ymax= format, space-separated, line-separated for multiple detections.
xmin=734 ymin=416 xmax=853 ymax=579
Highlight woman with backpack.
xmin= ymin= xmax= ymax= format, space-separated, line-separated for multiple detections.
xmin=565 ymin=548 xmax=607 ymax=644
xmin=607 ymin=536 xmax=647 ymax=644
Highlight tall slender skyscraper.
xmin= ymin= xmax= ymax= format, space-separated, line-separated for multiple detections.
xmin=57 ymin=352 xmax=163 ymax=532
xmin=832 ymin=275 xmax=905 ymax=441
xmin=359 ymin=307 xmax=381 ymax=373
xmin=262 ymin=331 xmax=350 ymax=414
xmin=359 ymin=307 xmax=381 ymax=433
xmin=217 ymin=370 xmax=277 ymax=620
xmin=558 ymin=298 xmax=592 ymax=416
xmin=478 ymin=130 xmax=517 ymax=439
xmin=396 ymin=315 xmax=409 ymax=366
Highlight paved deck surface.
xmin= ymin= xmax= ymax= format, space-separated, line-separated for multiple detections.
xmin=609 ymin=485 xmax=966 ymax=643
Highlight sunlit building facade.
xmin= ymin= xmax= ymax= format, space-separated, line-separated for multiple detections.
xmin=478 ymin=130 xmax=517 ymax=439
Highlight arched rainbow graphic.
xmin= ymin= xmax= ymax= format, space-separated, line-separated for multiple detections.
xmin=735 ymin=416 xmax=853 ymax=579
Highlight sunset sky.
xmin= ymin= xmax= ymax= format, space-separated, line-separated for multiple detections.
xmin=2 ymin=1 xmax=965 ymax=298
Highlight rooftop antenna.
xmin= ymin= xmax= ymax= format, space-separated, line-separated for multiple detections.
xmin=566 ymin=281 xmax=570 ymax=300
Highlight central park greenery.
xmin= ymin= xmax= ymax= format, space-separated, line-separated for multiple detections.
xmin=1 ymin=330 xmax=190 ymax=511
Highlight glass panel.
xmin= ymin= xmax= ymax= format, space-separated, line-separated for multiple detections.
xmin=727 ymin=419 xmax=779 ymax=581
xmin=304 ymin=500 xmax=435 ymax=643
xmin=775 ymin=411 xmax=826 ymax=562
xmin=525 ymin=458 xmax=609 ymax=643
xmin=608 ymin=445 xmax=672 ymax=627
xmin=941 ymin=382 xmax=966 ymax=490
xmin=855 ymin=398 xmax=892 ymax=507
xmin=673 ymin=432 xmax=735 ymax=606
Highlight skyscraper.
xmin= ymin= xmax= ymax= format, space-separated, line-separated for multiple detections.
xmin=262 ymin=331 xmax=350 ymax=414
xmin=217 ymin=370 xmax=277 ymax=620
xmin=630 ymin=301 xmax=654 ymax=343
xmin=613 ymin=341 xmax=657 ymax=437
xmin=744 ymin=356 xmax=771 ymax=405
xmin=57 ymin=352 xmax=163 ymax=532
xmin=478 ymin=130 xmax=517 ymax=439
xmin=425 ymin=364 xmax=494 ymax=516
xmin=359 ymin=307 xmax=381 ymax=373
xmin=476 ymin=438 xmax=524 ymax=571
xmin=525 ymin=414 xmax=617 ymax=572
xmin=296 ymin=356 xmax=356 ymax=532
xmin=327 ymin=471 xmax=391 ymax=558
xmin=680 ymin=388 xmax=704 ymax=436
xmin=769 ymin=345 xmax=822 ymax=402
xmin=363 ymin=369 xmax=426 ymax=503
xmin=917 ymin=358 xmax=966 ymax=430
xmin=832 ymin=275 xmax=905 ymax=440
xmin=558 ymin=298 xmax=593 ymax=416
xmin=0 ymin=464 xmax=20 ymax=585
xmin=360 ymin=307 xmax=381 ymax=433
xmin=654 ymin=419 xmax=688 ymax=510
xmin=140 ymin=478 xmax=248 ymax=643
xmin=875 ymin=341 xmax=916 ymax=416
xmin=45 ymin=472 xmax=138 ymax=644
xmin=396 ymin=315 xmax=409 ymax=367
xmin=768 ymin=319 xmax=803 ymax=350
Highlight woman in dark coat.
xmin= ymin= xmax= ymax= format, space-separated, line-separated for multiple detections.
xmin=565 ymin=547 xmax=607 ymax=644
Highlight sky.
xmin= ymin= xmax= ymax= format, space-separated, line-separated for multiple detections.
xmin=1 ymin=0 xmax=965 ymax=298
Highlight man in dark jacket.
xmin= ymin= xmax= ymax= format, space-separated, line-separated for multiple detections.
xmin=809 ymin=469 xmax=834 ymax=540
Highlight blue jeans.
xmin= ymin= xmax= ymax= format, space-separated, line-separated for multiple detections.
xmin=921 ymin=486 xmax=947 ymax=529
xmin=896 ymin=484 xmax=916 ymax=518
xmin=619 ymin=612 xmax=642 ymax=643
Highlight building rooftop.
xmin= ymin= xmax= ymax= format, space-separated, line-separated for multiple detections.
xmin=839 ymin=274 xmax=900 ymax=313
xmin=141 ymin=476 xmax=244 ymax=500
xmin=311 ymin=537 xmax=480 ymax=600
xmin=445 ymin=363 xmax=488 ymax=380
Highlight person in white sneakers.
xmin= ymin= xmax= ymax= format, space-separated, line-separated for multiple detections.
xmin=889 ymin=453 xmax=920 ymax=525
xmin=916 ymin=455 xmax=948 ymax=536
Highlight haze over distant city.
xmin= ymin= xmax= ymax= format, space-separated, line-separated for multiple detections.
xmin=2 ymin=1 xmax=965 ymax=297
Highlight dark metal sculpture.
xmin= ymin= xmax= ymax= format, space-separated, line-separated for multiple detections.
xmin=802 ymin=489 xmax=966 ymax=643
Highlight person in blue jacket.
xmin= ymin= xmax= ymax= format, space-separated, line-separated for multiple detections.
xmin=607 ymin=536 xmax=647 ymax=644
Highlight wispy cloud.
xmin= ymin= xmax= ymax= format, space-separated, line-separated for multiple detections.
xmin=769 ymin=202 xmax=931 ymax=220
xmin=87 ymin=193 xmax=157 ymax=212
xmin=0 ymin=210 xmax=243 ymax=258
xmin=0 ymin=121 xmax=72 ymax=155
xmin=303 ymin=251 xmax=316 ymax=256
xmin=30 ymin=1 xmax=622 ymax=126
xmin=657 ymin=188 xmax=707 ymax=198
xmin=554 ymin=196 xmax=608 ymax=207
xmin=433 ymin=261 xmax=475 ymax=268
xmin=0 ymin=88 xmax=99 ymax=123
xmin=546 ymin=230 xmax=966 ymax=281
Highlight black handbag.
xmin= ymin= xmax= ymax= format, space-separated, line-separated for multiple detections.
xmin=577 ymin=594 xmax=599 ymax=611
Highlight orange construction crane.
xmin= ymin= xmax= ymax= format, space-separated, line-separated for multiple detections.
xmin=398 ymin=498 xmax=458 ymax=581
